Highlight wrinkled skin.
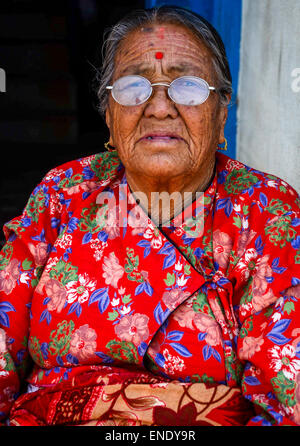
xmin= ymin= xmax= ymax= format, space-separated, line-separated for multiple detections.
xmin=105 ymin=23 xmax=229 ymax=220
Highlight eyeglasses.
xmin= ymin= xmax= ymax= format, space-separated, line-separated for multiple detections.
xmin=106 ymin=75 xmax=216 ymax=106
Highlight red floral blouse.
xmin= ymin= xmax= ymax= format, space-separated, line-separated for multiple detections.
xmin=0 ymin=151 xmax=299 ymax=426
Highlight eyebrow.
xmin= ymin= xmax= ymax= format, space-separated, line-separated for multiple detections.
xmin=118 ymin=62 xmax=201 ymax=77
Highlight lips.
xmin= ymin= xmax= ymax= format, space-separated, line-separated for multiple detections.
xmin=139 ymin=133 xmax=184 ymax=142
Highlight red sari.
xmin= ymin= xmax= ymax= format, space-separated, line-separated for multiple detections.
xmin=0 ymin=151 xmax=299 ymax=426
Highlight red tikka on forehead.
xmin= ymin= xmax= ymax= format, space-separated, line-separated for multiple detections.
xmin=155 ymin=51 xmax=163 ymax=60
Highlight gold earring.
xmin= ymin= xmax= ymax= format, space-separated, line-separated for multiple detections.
xmin=218 ymin=138 xmax=227 ymax=151
xmin=104 ymin=141 xmax=116 ymax=152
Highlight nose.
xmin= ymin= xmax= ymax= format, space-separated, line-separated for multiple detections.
xmin=144 ymin=85 xmax=178 ymax=119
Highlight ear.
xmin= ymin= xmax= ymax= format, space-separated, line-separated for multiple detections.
xmin=105 ymin=108 xmax=114 ymax=146
xmin=218 ymin=102 xmax=229 ymax=145
xmin=105 ymin=108 xmax=111 ymax=131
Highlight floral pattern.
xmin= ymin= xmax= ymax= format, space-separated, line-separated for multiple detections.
xmin=0 ymin=150 xmax=300 ymax=426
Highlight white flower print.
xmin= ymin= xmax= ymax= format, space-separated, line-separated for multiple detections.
xmin=267 ymin=180 xmax=277 ymax=188
xmin=120 ymin=305 xmax=131 ymax=316
xmin=56 ymin=233 xmax=72 ymax=249
xmin=163 ymin=348 xmax=186 ymax=375
xmin=143 ymin=225 xmax=163 ymax=249
xmin=271 ymin=312 xmax=282 ymax=323
xmin=111 ymin=297 xmax=120 ymax=307
xmin=270 ymin=344 xmax=300 ymax=380
xmin=20 ymin=272 xmax=30 ymax=285
xmin=236 ymin=248 xmax=258 ymax=280
xmin=65 ymin=273 xmax=97 ymax=304
xmin=177 ymin=275 xmax=188 ymax=287
xmin=174 ymin=260 xmax=183 ymax=272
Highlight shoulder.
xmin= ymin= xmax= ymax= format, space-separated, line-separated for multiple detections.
xmin=216 ymin=152 xmax=299 ymax=213
xmin=40 ymin=151 xmax=123 ymax=194
xmin=3 ymin=152 xmax=123 ymax=241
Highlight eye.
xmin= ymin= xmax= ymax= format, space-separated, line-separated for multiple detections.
xmin=128 ymin=81 xmax=145 ymax=88
xmin=182 ymin=81 xmax=195 ymax=87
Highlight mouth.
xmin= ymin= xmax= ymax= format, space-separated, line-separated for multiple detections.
xmin=139 ymin=133 xmax=185 ymax=143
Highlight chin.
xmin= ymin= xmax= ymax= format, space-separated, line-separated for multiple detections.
xmin=140 ymin=163 xmax=185 ymax=181
xmin=137 ymin=152 xmax=188 ymax=177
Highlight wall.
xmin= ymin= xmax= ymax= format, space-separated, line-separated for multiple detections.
xmin=237 ymin=0 xmax=300 ymax=192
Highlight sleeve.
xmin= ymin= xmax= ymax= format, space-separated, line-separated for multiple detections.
xmin=237 ymin=189 xmax=300 ymax=425
xmin=0 ymin=178 xmax=63 ymax=423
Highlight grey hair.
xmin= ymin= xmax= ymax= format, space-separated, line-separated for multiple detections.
xmin=95 ymin=6 xmax=232 ymax=117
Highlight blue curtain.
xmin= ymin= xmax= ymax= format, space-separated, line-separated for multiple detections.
xmin=144 ymin=0 xmax=242 ymax=160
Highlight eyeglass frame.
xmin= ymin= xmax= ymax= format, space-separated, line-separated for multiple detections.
xmin=106 ymin=75 xmax=216 ymax=106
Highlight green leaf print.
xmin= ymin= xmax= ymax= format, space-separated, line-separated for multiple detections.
xmin=224 ymin=168 xmax=259 ymax=195
xmin=48 ymin=320 xmax=75 ymax=357
xmin=164 ymin=272 xmax=176 ymax=286
xmin=125 ymin=248 xmax=144 ymax=283
xmin=271 ymin=371 xmax=296 ymax=407
xmin=49 ymin=259 xmax=78 ymax=285
xmin=106 ymin=340 xmax=139 ymax=364
xmin=26 ymin=188 xmax=48 ymax=222
xmin=90 ymin=151 xmax=120 ymax=181
xmin=0 ymin=243 xmax=13 ymax=270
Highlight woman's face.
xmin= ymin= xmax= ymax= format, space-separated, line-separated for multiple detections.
xmin=105 ymin=23 xmax=228 ymax=184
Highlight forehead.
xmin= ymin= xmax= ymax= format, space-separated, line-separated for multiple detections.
xmin=114 ymin=22 xmax=215 ymax=78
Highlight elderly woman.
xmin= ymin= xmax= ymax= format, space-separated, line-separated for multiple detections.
xmin=0 ymin=7 xmax=299 ymax=426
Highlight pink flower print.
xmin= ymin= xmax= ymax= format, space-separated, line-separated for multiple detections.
xmin=140 ymin=270 xmax=149 ymax=282
xmin=253 ymin=255 xmax=272 ymax=295
xmin=209 ymin=298 xmax=226 ymax=324
xmin=35 ymin=271 xmax=51 ymax=295
xmin=225 ymin=159 xmax=244 ymax=172
xmin=28 ymin=242 xmax=49 ymax=266
xmin=193 ymin=313 xmax=222 ymax=347
xmin=104 ymin=206 xmax=120 ymax=239
xmin=102 ymin=252 xmax=124 ymax=288
xmin=0 ymin=328 xmax=6 ymax=354
xmin=147 ymin=339 xmax=161 ymax=359
xmin=292 ymin=403 xmax=300 ymax=425
xmin=65 ymin=273 xmax=96 ymax=304
xmin=295 ymin=372 xmax=300 ymax=403
xmin=173 ymin=303 xmax=195 ymax=329
xmin=66 ymin=181 xmax=99 ymax=196
xmin=44 ymin=278 xmax=67 ymax=313
xmin=128 ymin=205 xmax=149 ymax=235
xmin=213 ymin=230 xmax=233 ymax=269
xmin=239 ymin=335 xmax=264 ymax=360
xmin=162 ymin=288 xmax=191 ymax=311
xmin=252 ymin=289 xmax=276 ymax=313
xmin=237 ymin=229 xmax=256 ymax=257
xmin=284 ymin=284 xmax=300 ymax=299
xmin=114 ymin=313 xmax=150 ymax=346
xmin=0 ymin=258 xmax=19 ymax=294
xmin=69 ymin=324 xmax=97 ymax=362
xmin=251 ymin=255 xmax=276 ymax=311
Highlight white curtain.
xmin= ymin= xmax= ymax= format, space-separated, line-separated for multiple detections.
xmin=237 ymin=0 xmax=300 ymax=192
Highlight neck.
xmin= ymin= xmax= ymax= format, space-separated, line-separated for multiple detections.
xmin=126 ymin=161 xmax=215 ymax=226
